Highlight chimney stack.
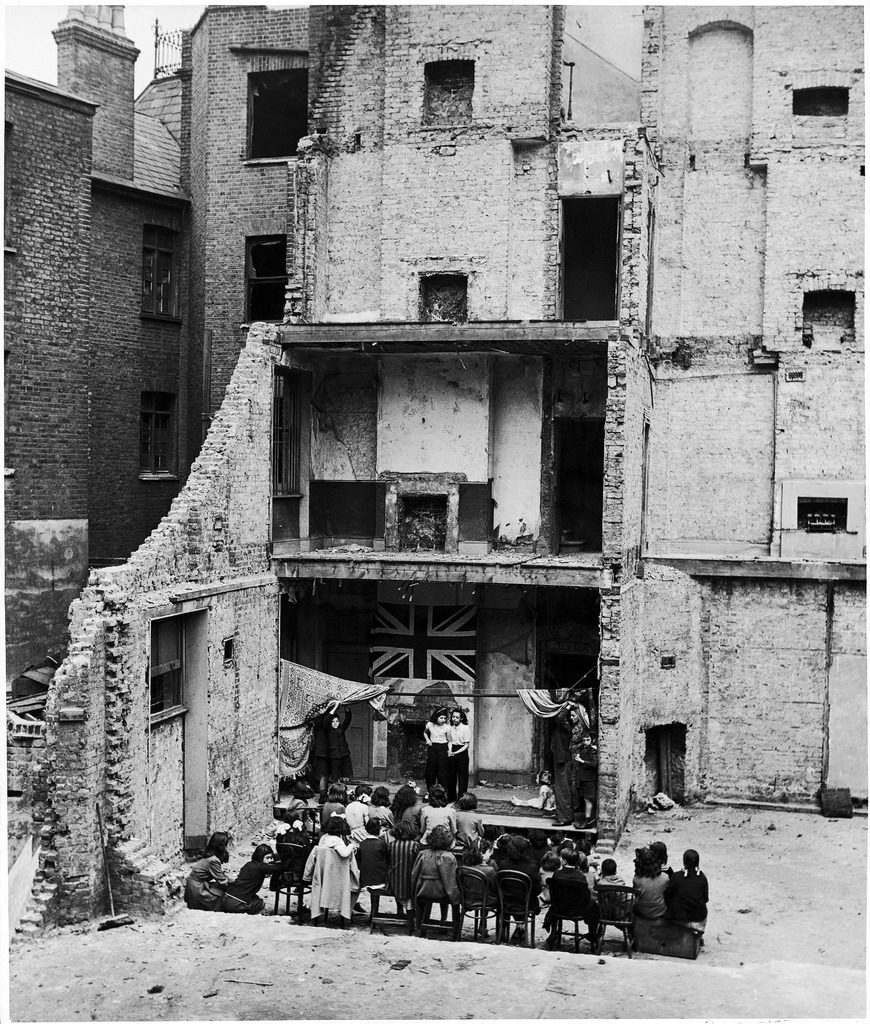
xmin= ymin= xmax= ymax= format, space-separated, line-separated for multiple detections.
xmin=53 ymin=5 xmax=139 ymax=180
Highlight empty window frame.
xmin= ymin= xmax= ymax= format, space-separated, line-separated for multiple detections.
xmin=802 ymin=290 xmax=855 ymax=347
xmin=248 ymin=69 xmax=308 ymax=158
xmin=142 ymin=226 xmax=178 ymax=317
xmin=554 ymin=418 xmax=604 ymax=552
xmin=150 ymin=616 xmax=184 ymax=716
xmin=792 ymin=87 xmax=849 ymax=116
xmin=423 ymin=60 xmax=474 ymax=125
xmin=797 ymin=497 xmax=848 ymax=533
xmin=246 ymin=235 xmax=287 ymax=321
xmin=140 ymin=392 xmax=175 ymax=474
xmin=273 ymin=368 xmax=302 ymax=496
xmin=420 ymin=274 xmax=468 ymax=323
xmin=562 ymin=197 xmax=620 ymax=320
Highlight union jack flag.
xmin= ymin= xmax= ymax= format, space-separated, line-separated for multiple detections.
xmin=371 ymin=603 xmax=477 ymax=683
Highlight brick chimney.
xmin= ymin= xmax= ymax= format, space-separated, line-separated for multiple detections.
xmin=53 ymin=5 xmax=139 ymax=180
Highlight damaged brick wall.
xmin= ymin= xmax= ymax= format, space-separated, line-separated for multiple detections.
xmin=188 ymin=6 xmax=307 ymax=405
xmin=39 ymin=328 xmax=283 ymax=922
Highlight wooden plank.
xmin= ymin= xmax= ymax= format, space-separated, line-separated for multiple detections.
xmin=647 ymin=555 xmax=865 ymax=582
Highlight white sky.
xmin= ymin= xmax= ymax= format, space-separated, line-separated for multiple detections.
xmin=4 ymin=3 xmax=642 ymax=95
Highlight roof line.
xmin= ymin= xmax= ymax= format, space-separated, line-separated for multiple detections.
xmin=563 ymin=33 xmax=641 ymax=86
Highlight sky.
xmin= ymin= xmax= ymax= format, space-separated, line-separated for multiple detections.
xmin=4 ymin=3 xmax=642 ymax=96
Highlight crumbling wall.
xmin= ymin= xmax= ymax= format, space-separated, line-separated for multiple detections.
xmin=40 ymin=328 xmax=283 ymax=922
xmin=310 ymin=358 xmax=378 ymax=480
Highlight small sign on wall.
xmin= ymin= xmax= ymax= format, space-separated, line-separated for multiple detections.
xmin=784 ymin=369 xmax=806 ymax=383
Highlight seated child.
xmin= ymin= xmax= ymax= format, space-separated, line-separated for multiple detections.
xmin=357 ymin=818 xmax=389 ymax=891
xmin=367 ymin=786 xmax=395 ymax=832
xmin=665 ymin=848 xmax=709 ymax=936
xmin=594 ymin=857 xmax=627 ymax=891
xmin=510 ymin=770 xmax=556 ymax=814
xmin=222 ymin=844 xmax=279 ymax=914
xmin=455 ymin=792 xmax=486 ymax=848
xmin=344 ymin=784 xmax=373 ymax=843
xmin=538 ymin=850 xmax=562 ymax=907
xmin=458 ymin=842 xmax=498 ymax=897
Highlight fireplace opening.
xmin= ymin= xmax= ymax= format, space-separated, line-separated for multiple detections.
xmin=644 ymin=723 xmax=686 ymax=803
xmin=398 ymin=494 xmax=448 ymax=551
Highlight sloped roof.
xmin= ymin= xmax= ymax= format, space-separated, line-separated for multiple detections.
xmin=135 ymin=76 xmax=182 ymax=144
xmin=133 ymin=110 xmax=183 ymax=195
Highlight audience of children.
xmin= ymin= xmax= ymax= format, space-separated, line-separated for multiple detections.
xmin=185 ymin=783 xmax=709 ymax=954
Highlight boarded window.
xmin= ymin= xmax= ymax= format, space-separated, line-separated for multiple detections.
xmin=562 ymin=197 xmax=620 ymax=320
xmin=793 ymin=87 xmax=849 ymax=116
xmin=423 ymin=60 xmax=474 ymax=125
xmin=151 ymin=617 xmax=184 ymax=716
xmin=140 ymin=391 xmax=175 ymax=474
xmin=248 ymin=69 xmax=308 ymax=158
xmin=247 ymin=236 xmax=287 ymax=321
xmin=420 ymin=274 xmax=468 ymax=323
xmin=142 ymin=226 xmax=178 ymax=317
xmin=797 ymin=497 xmax=847 ymax=533
xmin=802 ymin=290 xmax=855 ymax=347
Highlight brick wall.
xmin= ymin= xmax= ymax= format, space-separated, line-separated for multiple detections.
xmin=40 ymin=329 xmax=283 ymax=921
xmin=189 ymin=5 xmax=307 ymax=406
xmin=4 ymin=80 xmax=94 ymax=678
xmin=87 ymin=190 xmax=191 ymax=564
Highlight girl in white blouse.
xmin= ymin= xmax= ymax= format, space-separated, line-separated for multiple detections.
xmin=447 ymin=707 xmax=471 ymax=802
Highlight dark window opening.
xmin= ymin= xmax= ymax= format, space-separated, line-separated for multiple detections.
xmin=797 ymin=497 xmax=848 ymax=533
xmin=272 ymin=369 xmax=302 ymax=496
xmin=640 ymin=420 xmax=651 ymax=552
xmin=223 ymin=637 xmax=235 ymax=664
xmin=140 ymin=392 xmax=175 ymax=474
xmin=142 ymin=226 xmax=178 ymax=317
xmin=645 ymin=205 xmax=656 ymax=337
xmin=151 ymin=617 xmax=184 ymax=716
xmin=423 ymin=60 xmax=474 ymax=125
xmin=644 ymin=723 xmax=686 ymax=803
xmin=562 ymin=197 xmax=620 ymax=320
xmin=420 ymin=274 xmax=468 ymax=323
xmin=247 ymin=235 xmax=287 ymax=321
xmin=802 ymin=290 xmax=855 ymax=347
xmin=398 ymin=494 xmax=448 ymax=551
xmin=554 ymin=417 xmax=604 ymax=553
xmin=248 ymin=69 xmax=308 ymax=158
xmin=792 ymin=86 xmax=849 ymax=116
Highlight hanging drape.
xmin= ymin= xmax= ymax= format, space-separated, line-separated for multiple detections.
xmin=279 ymin=660 xmax=391 ymax=777
xmin=515 ymin=687 xmax=595 ymax=731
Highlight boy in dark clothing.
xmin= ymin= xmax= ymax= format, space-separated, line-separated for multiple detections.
xmin=357 ymin=817 xmax=390 ymax=889
xmin=665 ymin=848 xmax=709 ymax=934
xmin=543 ymin=849 xmax=601 ymax=948
xmin=222 ymin=844 xmax=279 ymax=914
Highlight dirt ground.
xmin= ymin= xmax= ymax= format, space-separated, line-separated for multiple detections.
xmin=8 ymin=804 xmax=866 ymax=1021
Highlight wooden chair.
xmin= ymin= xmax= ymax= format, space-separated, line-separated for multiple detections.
xmin=456 ymin=866 xmax=499 ymax=942
xmin=366 ymin=886 xmax=409 ymax=933
xmin=384 ymin=840 xmax=419 ymax=935
xmin=495 ymin=870 xmax=536 ymax=948
xmin=546 ymin=876 xmax=594 ymax=953
xmin=594 ymin=885 xmax=636 ymax=957
xmin=272 ymin=840 xmax=312 ymax=920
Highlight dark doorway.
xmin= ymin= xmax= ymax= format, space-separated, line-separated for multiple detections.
xmin=554 ymin=418 xmax=604 ymax=552
xmin=562 ymin=197 xmax=620 ymax=320
xmin=644 ymin=723 xmax=687 ymax=803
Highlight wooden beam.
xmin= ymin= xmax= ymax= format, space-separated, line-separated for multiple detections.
xmin=646 ymin=556 xmax=866 ymax=582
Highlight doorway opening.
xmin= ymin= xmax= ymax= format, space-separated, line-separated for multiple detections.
xmin=562 ymin=197 xmax=620 ymax=320
xmin=554 ymin=418 xmax=604 ymax=552
xmin=644 ymin=723 xmax=687 ymax=803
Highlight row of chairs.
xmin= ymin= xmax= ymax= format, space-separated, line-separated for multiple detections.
xmin=273 ymin=839 xmax=635 ymax=954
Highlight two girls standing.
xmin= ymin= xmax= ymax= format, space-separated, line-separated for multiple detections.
xmin=424 ymin=706 xmax=471 ymax=802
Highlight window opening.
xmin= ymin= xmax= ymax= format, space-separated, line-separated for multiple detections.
xmin=420 ymin=274 xmax=468 ymax=323
xmin=140 ymin=392 xmax=175 ymax=474
xmin=223 ymin=637 xmax=235 ymax=665
xmin=423 ymin=60 xmax=474 ymax=125
xmin=142 ymin=226 xmax=178 ymax=317
xmin=802 ymin=290 xmax=855 ymax=348
xmin=644 ymin=723 xmax=686 ymax=803
xmin=247 ymin=235 xmax=287 ymax=321
xmin=151 ymin=617 xmax=184 ymax=716
xmin=554 ymin=418 xmax=604 ymax=553
xmin=398 ymin=494 xmax=448 ymax=551
xmin=562 ymin=197 xmax=620 ymax=320
xmin=797 ymin=497 xmax=847 ymax=533
xmin=248 ymin=69 xmax=308 ymax=158
xmin=272 ymin=369 xmax=302 ymax=496
xmin=792 ymin=87 xmax=849 ymax=116
xmin=645 ymin=205 xmax=656 ymax=337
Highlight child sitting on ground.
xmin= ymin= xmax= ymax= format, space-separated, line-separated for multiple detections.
xmin=510 ymin=770 xmax=556 ymax=815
